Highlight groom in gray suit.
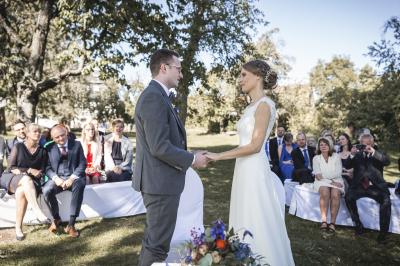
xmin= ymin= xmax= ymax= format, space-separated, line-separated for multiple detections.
xmin=133 ymin=49 xmax=208 ymax=266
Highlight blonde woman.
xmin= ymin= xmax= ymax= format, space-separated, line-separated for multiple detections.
xmin=79 ymin=122 xmax=102 ymax=184
xmin=104 ymin=119 xmax=133 ymax=182
xmin=0 ymin=124 xmax=50 ymax=240
xmin=313 ymin=137 xmax=344 ymax=232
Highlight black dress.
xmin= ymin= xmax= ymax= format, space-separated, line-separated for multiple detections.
xmin=341 ymin=154 xmax=353 ymax=186
xmin=0 ymin=142 xmax=48 ymax=194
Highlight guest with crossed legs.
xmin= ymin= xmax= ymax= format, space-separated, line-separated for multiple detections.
xmin=0 ymin=123 xmax=50 ymax=240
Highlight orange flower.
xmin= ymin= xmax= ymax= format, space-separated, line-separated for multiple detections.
xmin=215 ymin=239 xmax=226 ymax=250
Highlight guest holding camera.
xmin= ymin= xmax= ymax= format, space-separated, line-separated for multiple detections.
xmin=104 ymin=119 xmax=133 ymax=182
xmin=313 ymin=137 xmax=344 ymax=232
xmin=0 ymin=124 xmax=50 ymax=240
xmin=345 ymin=133 xmax=391 ymax=242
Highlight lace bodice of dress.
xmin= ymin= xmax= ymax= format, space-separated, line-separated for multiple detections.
xmin=236 ymin=97 xmax=276 ymax=147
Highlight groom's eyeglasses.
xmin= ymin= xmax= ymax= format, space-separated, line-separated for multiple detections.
xmin=166 ymin=64 xmax=182 ymax=73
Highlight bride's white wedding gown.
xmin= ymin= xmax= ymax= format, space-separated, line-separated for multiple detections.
xmin=229 ymin=96 xmax=295 ymax=266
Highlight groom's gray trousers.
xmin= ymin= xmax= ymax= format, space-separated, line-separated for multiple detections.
xmin=138 ymin=192 xmax=181 ymax=266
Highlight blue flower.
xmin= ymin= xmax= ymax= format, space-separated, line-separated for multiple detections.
xmin=234 ymin=243 xmax=251 ymax=261
xmin=211 ymin=220 xmax=225 ymax=240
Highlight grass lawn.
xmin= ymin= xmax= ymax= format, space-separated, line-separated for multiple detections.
xmin=0 ymin=129 xmax=399 ymax=265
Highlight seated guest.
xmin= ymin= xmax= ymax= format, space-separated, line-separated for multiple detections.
xmin=346 ymin=122 xmax=357 ymax=143
xmin=345 ymin=133 xmax=391 ymax=242
xmin=313 ymin=137 xmax=344 ymax=232
xmin=338 ymin=133 xmax=353 ymax=188
xmin=42 ymin=125 xmax=86 ymax=238
xmin=0 ymin=124 xmax=50 ymax=240
xmin=39 ymin=127 xmax=51 ymax=147
xmin=291 ymin=132 xmax=316 ymax=184
xmin=268 ymin=126 xmax=285 ymax=182
xmin=0 ymin=135 xmax=5 ymax=175
xmin=278 ymin=132 xmax=296 ymax=181
xmin=91 ymin=119 xmax=105 ymax=170
xmin=104 ymin=119 xmax=133 ymax=182
xmin=79 ymin=122 xmax=102 ymax=184
xmin=6 ymin=120 xmax=26 ymax=159
xmin=307 ymin=135 xmax=317 ymax=149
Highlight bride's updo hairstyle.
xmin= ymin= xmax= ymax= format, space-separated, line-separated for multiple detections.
xmin=243 ymin=60 xmax=278 ymax=90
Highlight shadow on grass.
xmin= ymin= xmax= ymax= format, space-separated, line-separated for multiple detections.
xmin=0 ymin=215 xmax=146 ymax=265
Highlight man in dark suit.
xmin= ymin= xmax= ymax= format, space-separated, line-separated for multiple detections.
xmin=42 ymin=125 xmax=86 ymax=238
xmin=268 ymin=126 xmax=285 ymax=182
xmin=5 ymin=120 xmax=26 ymax=159
xmin=133 ymin=49 xmax=208 ymax=266
xmin=291 ymin=132 xmax=316 ymax=184
xmin=345 ymin=133 xmax=391 ymax=242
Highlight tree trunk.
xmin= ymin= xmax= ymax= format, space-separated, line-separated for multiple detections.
xmin=176 ymin=3 xmax=204 ymax=126
xmin=15 ymin=0 xmax=52 ymax=122
xmin=16 ymin=83 xmax=39 ymax=122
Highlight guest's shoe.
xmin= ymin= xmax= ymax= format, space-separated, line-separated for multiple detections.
xmin=64 ymin=225 xmax=80 ymax=238
xmin=15 ymin=231 xmax=25 ymax=241
xmin=377 ymin=233 xmax=387 ymax=243
xmin=328 ymin=223 xmax=336 ymax=233
xmin=48 ymin=219 xmax=61 ymax=234
xmin=320 ymin=221 xmax=328 ymax=230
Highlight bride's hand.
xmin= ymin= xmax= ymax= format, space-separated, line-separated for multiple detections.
xmin=205 ymin=152 xmax=220 ymax=161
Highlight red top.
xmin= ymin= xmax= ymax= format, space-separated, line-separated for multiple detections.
xmin=86 ymin=143 xmax=93 ymax=168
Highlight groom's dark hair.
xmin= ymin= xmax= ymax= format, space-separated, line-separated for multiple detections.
xmin=150 ymin=49 xmax=180 ymax=77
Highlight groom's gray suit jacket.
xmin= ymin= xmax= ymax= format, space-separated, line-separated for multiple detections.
xmin=133 ymin=80 xmax=194 ymax=195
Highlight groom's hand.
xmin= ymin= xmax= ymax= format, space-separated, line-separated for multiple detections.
xmin=192 ymin=150 xmax=209 ymax=168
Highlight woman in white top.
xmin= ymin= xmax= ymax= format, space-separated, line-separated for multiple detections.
xmin=313 ymin=137 xmax=344 ymax=232
xmin=104 ymin=119 xmax=133 ymax=182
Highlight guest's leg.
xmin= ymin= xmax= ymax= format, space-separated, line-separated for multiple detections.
xmin=365 ymin=187 xmax=391 ymax=233
xmin=15 ymin=187 xmax=27 ymax=238
xmin=345 ymin=188 xmax=366 ymax=232
xmin=68 ymin=178 xmax=86 ymax=226
xmin=380 ymin=194 xmax=391 ymax=233
xmin=319 ymin=186 xmax=330 ymax=223
xmin=86 ymin=175 xmax=91 ymax=185
xmin=139 ymin=193 xmax=180 ymax=266
xmin=19 ymin=175 xmax=47 ymax=220
xmin=330 ymin=188 xmax=341 ymax=224
xmin=105 ymin=171 xmax=114 ymax=182
xmin=92 ymin=172 xmax=101 ymax=184
xmin=42 ymin=180 xmax=63 ymax=220
xmin=120 ymin=170 xmax=132 ymax=181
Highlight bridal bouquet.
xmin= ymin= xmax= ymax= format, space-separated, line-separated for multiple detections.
xmin=180 ymin=220 xmax=264 ymax=266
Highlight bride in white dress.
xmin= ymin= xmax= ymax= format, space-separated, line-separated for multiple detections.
xmin=206 ymin=60 xmax=294 ymax=266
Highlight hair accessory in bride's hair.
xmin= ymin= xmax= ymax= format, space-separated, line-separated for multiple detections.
xmin=264 ymin=68 xmax=272 ymax=82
